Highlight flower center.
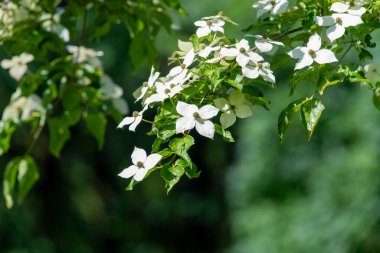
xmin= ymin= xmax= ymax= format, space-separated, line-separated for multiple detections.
xmin=170 ymin=83 xmax=176 ymax=88
xmin=132 ymin=111 xmax=139 ymax=118
xmin=193 ymin=112 xmax=201 ymax=119
xmin=271 ymin=0 xmax=276 ymax=6
xmin=218 ymin=11 xmax=224 ymax=16
xmin=336 ymin=17 xmax=343 ymax=25
xmin=219 ymin=42 xmax=225 ymax=47
xmin=200 ymin=43 xmax=206 ymax=50
xmin=308 ymin=49 xmax=316 ymax=58
xmin=136 ymin=161 xmax=145 ymax=169
xmin=349 ymin=0 xmax=355 ymax=7
xmin=239 ymin=47 xmax=246 ymax=53
xmin=257 ymin=62 xmax=263 ymax=69
xmin=164 ymin=88 xmax=171 ymax=94
xmin=206 ymin=20 xmax=213 ymax=26
xmin=181 ymin=63 xmax=187 ymax=69
xmin=143 ymin=81 xmax=149 ymax=87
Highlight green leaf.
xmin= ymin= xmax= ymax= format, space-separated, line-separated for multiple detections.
xmin=0 ymin=121 xmax=17 ymax=156
xmin=160 ymin=160 xmax=186 ymax=193
xmin=3 ymin=156 xmax=39 ymax=208
xmin=48 ymin=117 xmax=71 ymax=157
xmin=84 ymin=112 xmax=107 ymax=149
xmin=300 ymin=98 xmax=325 ymax=140
xmin=242 ymin=85 xmax=270 ymax=110
xmin=278 ymin=97 xmax=312 ymax=142
xmin=215 ymin=124 xmax=235 ymax=142
xmin=318 ymin=79 xmax=341 ymax=95
xmin=129 ymin=34 xmax=157 ymax=70
xmin=169 ymin=135 xmax=194 ymax=166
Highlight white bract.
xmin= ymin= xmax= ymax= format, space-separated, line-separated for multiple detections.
xmin=221 ymin=39 xmax=259 ymax=67
xmin=253 ymin=0 xmax=289 ymax=17
xmin=169 ymin=40 xmax=194 ymax=64
xmin=242 ymin=61 xmax=276 ymax=83
xmin=288 ymin=33 xmax=338 ymax=70
xmin=99 ymin=75 xmax=123 ymax=100
xmin=136 ymin=66 xmax=160 ymax=101
xmin=250 ymin=35 xmax=284 ymax=53
xmin=2 ymin=92 xmax=44 ymax=122
xmin=167 ymin=49 xmax=195 ymax=84
xmin=144 ymin=82 xmax=183 ymax=105
xmin=118 ymin=147 xmax=162 ymax=182
xmin=194 ymin=19 xmax=225 ymax=38
xmin=214 ymin=90 xmax=252 ymax=129
xmin=175 ymin=101 xmax=219 ymax=139
xmin=330 ymin=0 xmax=367 ymax=16
xmin=66 ymin=45 xmax=103 ymax=66
xmin=315 ymin=14 xmax=363 ymax=42
xmin=198 ymin=43 xmax=220 ymax=58
xmin=117 ymin=107 xmax=147 ymax=132
xmin=1 ymin=53 xmax=34 ymax=80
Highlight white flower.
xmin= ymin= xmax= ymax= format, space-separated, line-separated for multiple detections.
xmin=288 ymin=33 xmax=338 ymax=70
xmin=144 ymin=82 xmax=183 ymax=105
xmin=250 ymin=35 xmax=284 ymax=53
xmin=175 ymin=101 xmax=219 ymax=139
xmin=364 ymin=64 xmax=380 ymax=84
xmin=99 ymin=75 xmax=123 ymax=100
xmin=1 ymin=53 xmax=34 ymax=80
xmin=167 ymin=49 xmax=195 ymax=83
xmin=39 ymin=10 xmax=70 ymax=42
xmin=117 ymin=107 xmax=147 ymax=131
xmin=253 ymin=0 xmax=289 ymax=17
xmin=198 ymin=43 xmax=220 ymax=58
xmin=221 ymin=39 xmax=262 ymax=67
xmin=330 ymin=0 xmax=367 ymax=16
xmin=214 ymin=90 xmax=252 ymax=129
xmin=315 ymin=14 xmax=363 ymax=42
xmin=118 ymin=147 xmax=162 ymax=182
xmin=2 ymin=92 xmax=44 ymax=122
xmin=194 ymin=19 xmax=225 ymax=38
xmin=66 ymin=45 xmax=103 ymax=65
xmin=168 ymin=40 xmax=194 ymax=64
xmin=136 ymin=66 xmax=160 ymax=101
xmin=242 ymin=61 xmax=276 ymax=83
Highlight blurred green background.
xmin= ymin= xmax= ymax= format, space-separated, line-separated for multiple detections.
xmin=1 ymin=1 xmax=380 ymax=252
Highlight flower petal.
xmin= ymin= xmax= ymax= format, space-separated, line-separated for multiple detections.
xmin=247 ymin=52 xmax=264 ymax=63
xmin=168 ymin=66 xmax=183 ymax=77
xmin=199 ymin=104 xmax=219 ymax=119
xmin=176 ymin=116 xmax=196 ymax=133
xmin=235 ymin=104 xmax=252 ymax=118
xmin=183 ymin=49 xmax=195 ymax=66
xmin=330 ymin=2 xmax=349 ymax=13
xmin=220 ymin=111 xmax=236 ymax=129
xmin=236 ymin=54 xmax=250 ymax=67
xmin=333 ymin=13 xmax=363 ymax=27
xmin=131 ymin=147 xmax=147 ymax=164
xmin=196 ymin=26 xmax=211 ymax=37
xmin=237 ymin=39 xmax=250 ymax=51
xmin=144 ymin=154 xmax=162 ymax=170
xmin=133 ymin=168 xmax=149 ymax=181
xmin=307 ymin=33 xmax=321 ymax=51
xmin=255 ymin=39 xmax=273 ymax=52
xmin=326 ymin=24 xmax=345 ymax=42
xmin=314 ymin=49 xmax=338 ymax=64
xmin=242 ymin=65 xmax=259 ymax=79
xmin=176 ymin=101 xmax=198 ymax=117
xmin=288 ymin=47 xmax=307 ymax=59
xmin=117 ymin=116 xmax=135 ymax=128
xmin=272 ymin=0 xmax=288 ymax=15
xmin=295 ymin=55 xmax=313 ymax=70
xmin=129 ymin=115 xmax=142 ymax=131
xmin=194 ymin=20 xmax=207 ymax=27
xmin=315 ymin=16 xmax=335 ymax=26
xmin=220 ymin=48 xmax=239 ymax=58
xmin=118 ymin=165 xmax=138 ymax=179
xmin=195 ymin=120 xmax=215 ymax=139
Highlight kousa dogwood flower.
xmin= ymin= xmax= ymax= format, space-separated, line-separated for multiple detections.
xmin=144 ymin=82 xmax=183 ymax=105
xmin=99 ymin=75 xmax=123 ymax=100
xmin=288 ymin=33 xmax=338 ymax=70
xmin=1 ymin=53 xmax=34 ymax=80
xmin=315 ymin=13 xmax=363 ymax=42
xmin=331 ymin=0 xmax=367 ymax=16
xmin=253 ymin=0 xmax=289 ymax=18
xmin=169 ymin=40 xmax=194 ymax=64
xmin=118 ymin=147 xmax=162 ymax=182
xmin=2 ymin=92 xmax=44 ymax=122
xmin=175 ymin=101 xmax=219 ymax=139
xmin=136 ymin=66 xmax=160 ymax=101
xmin=214 ymin=90 xmax=252 ymax=129
xmin=117 ymin=107 xmax=147 ymax=131
xmin=198 ymin=43 xmax=221 ymax=58
xmin=194 ymin=19 xmax=225 ymax=38
xmin=167 ymin=49 xmax=195 ymax=84
xmin=66 ymin=45 xmax=103 ymax=66
xmin=249 ymin=35 xmax=284 ymax=53
xmin=242 ymin=61 xmax=276 ymax=83
xmin=220 ymin=39 xmax=263 ymax=67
